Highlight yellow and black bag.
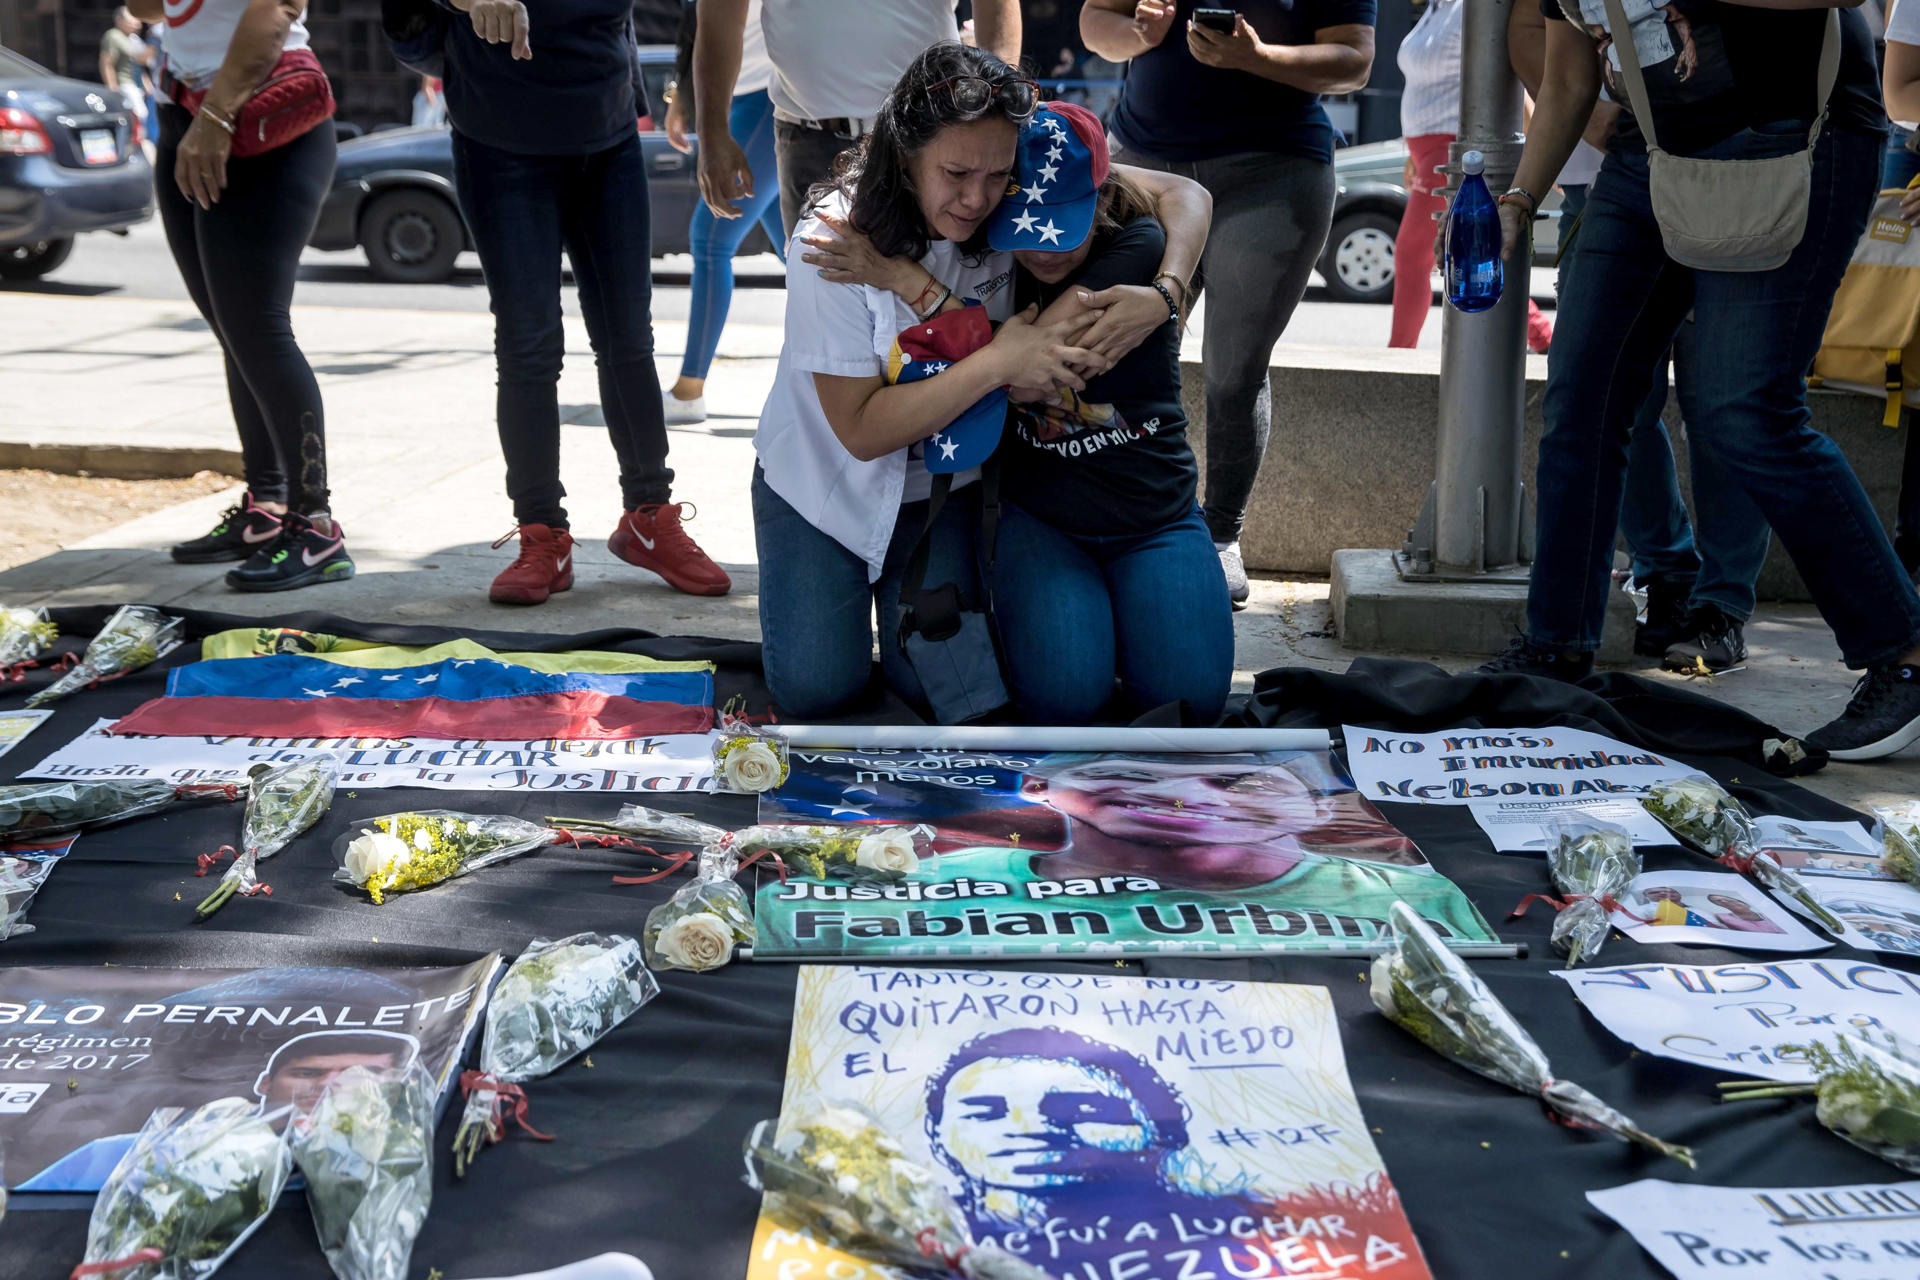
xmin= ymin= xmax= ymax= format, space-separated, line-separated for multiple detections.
xmin=1810 ymin=188 xmax=1920 ymax=427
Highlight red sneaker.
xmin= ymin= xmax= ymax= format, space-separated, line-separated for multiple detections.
xmin=489 ymin=524 xmax=575 ymax=605
xmin=608 ymin=502 xmax=731 ymax=596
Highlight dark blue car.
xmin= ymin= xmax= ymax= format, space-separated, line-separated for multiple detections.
xmin=0 ymin=44 xmax=153 ymax=280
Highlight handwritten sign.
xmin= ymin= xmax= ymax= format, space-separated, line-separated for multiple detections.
xmin=1341 ymin=725 xmax=1690 ymax=806
xmin=24 ymin=718 xmax=715 ymax=793
xmin=1589 ymin=1179 xmax=1920 ymax=1279
xmin=1554 ymin=960 xmax=1920 ymax=1083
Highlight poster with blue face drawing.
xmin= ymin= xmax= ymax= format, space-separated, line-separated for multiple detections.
xmin=745 ymin=966 xmax=1433 ymax=1280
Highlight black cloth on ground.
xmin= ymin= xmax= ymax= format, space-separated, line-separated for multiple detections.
xmin=0 ymin=608 xmax=1902 ymax=1280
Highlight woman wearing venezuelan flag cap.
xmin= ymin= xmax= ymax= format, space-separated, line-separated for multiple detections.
xmin=801 ymin=97 xmax=1232 ymax=724
xmin=753 ymin=41 xmax=1212 ymax=722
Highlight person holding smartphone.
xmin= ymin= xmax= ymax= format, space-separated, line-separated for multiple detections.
xmin=1080 ymin=0 xmax=1375 ymax=611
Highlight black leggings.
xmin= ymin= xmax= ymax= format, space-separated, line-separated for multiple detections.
xmin=155 ymin=104 xmax=335 ymax=513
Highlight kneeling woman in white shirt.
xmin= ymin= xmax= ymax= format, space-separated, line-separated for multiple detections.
xmin=753 ymin=41 xmax=1209 ymax=719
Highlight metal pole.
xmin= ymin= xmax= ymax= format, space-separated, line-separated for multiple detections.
xmin=1400 ymin=0 xmax=1529 ymax=578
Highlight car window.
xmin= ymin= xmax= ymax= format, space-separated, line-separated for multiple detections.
xmin=0 ymin=46 xmax=48 ymax=79
xmin=640 ymin=63 xmax=673 ymax=128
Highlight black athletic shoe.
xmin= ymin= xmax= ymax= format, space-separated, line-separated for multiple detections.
xmin=225 ymin=512 xmax=354 ymax=593
xmin=1663 ymin=606 xmax=1747 ymax=674
xmin=1634 ymin=580 xmax=1693 ymax=657
xmin=1478 ymin=636 xmax=1595 ymax=681
xmin=1218 ymin=542 xmax=1250 ymax=612
xmin=170 ymin=492 xmax=283 ymax=564
xmin=1805 ymin=664 xmax=1920 ymax=761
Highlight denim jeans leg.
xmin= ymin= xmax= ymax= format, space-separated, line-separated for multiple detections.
xmin=682 ymin=90 xmax=783 ymax=381
xmin=452 ymin=132 xmax=570 ymax=528
xmin=1528 ymin=150 xmax=1693 ymax=652
xmin=873 ymin=486 xmax=983 ymax=718
xmin=1683 ymin=127 xmax=1920 ymax=667
xmin=991 ymin=502 xmax=1118 ymax=724
xmin=1104 ymin=507 xmax=1234 ymax=719
xmin=751 ymin=465 xmax=882 ymax=717
xmin=562 ymin=134 xmax=672 ymax=510
xmin=1668 ymin=321 xmax=1770 ymax=620
xmin=1615 ymin=348 xmax=1700 ymax=588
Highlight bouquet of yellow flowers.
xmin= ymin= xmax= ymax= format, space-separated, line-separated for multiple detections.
xmin=712 ymin=715 xmax=790 ymax=794
xmin=0 ymin=604 xmax=56 ymax=675
xmin=333 ymin=812 xmax=563 ymax=904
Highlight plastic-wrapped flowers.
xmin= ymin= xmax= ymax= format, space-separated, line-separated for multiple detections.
xmin=1539 ymin=814 xmax=1641 ymax=967
xmin=290 ymin=1064 xmax=435 ymax=1280
xmin=0 ymin=603 xmax=57 ymax=674
xmin=1642 ymin=774 xmax=1844 ymax=936
xmin=1723 ymin=1033 xmax=1920 ymax=1174
xmin=28 ymin=605 xmax=182 ymax=708
xmin=196 ymin=756 xmax=337 ymax=919
xmin=335 ymin=812 xmax=562 ymax=904
xmin=0 ymin=779 xmax=238 ymax=843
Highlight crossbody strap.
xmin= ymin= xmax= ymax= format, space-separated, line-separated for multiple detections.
xmin=1598 ymin=0 xmax=1838 ymax=156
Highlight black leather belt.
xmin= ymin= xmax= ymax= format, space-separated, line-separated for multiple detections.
xmin=772 ymin=107 xmax=875 ymax=138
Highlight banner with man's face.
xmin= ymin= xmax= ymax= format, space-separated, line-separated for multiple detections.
xmin=752 ymin=750 xmax=1496 ymax=960
xmin=0 ymin=956 xmax=499 ymax=1190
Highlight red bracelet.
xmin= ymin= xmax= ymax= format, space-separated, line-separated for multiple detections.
xmin=908 ymin=273 xmax=941 ymax=311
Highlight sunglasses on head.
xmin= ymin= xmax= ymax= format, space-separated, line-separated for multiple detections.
xmin=928 ymin=74 xmax=1041 ymax=122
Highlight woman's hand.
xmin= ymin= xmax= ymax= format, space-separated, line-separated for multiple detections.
xmin=1902 ymin=184 xmax=1920 ymax=226
xmin=800 ymin=214 xmax=923 ymax=296
xmin=991 ymin=304 xmax=1096 ymax=394
xmin=1498 ymin=198 xmax=1529 ymax=262
xmin=1071 ymin=283 xmax=1177 ymax=373
xmin=174 ymin=113 xmax=233 ymax=210
xmin=464 ymin=0 xmax=530 ymax=59
xmin=664 ymin=89 xmax=692 ymax=154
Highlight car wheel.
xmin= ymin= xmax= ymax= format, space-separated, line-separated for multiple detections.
xmin=0 ymin=236 xmax=76 ymax=280
xmin=360 ymin=189 xmax=463 ymax=284
xmin=1319 ymin=211 xmax=1399 ymax=305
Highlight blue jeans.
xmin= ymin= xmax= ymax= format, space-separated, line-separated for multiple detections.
xmin=991 ymin=503 xmax=1233 ymax=723
xmin=682 ymin=90 xmax=784 ymax=381
xmin=1530 ymin=126 xmax=1920 ymax=667
xmin=1561 ymin=185 xmax=1772 ymax=620
xmin=1886 ymin=128 xmax=1920 ymax=191
xmin=451 ymin=130 xmax=671 ymax=527
xmin=752 ymin=465 xmax=981 ymax=718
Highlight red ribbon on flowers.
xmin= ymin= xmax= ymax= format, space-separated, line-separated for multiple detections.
xmin=611 ymin=847 xmax=693 ymax=885
xmin=52 ymin=651 xmax=80 ymax=672
xmin=1536 ymin=1079 xmax=1607 ymax=1132
xmin=1509 ymin=892 xmax=1650 ymax=925
xmin=175 ymin=782 xmax=242 ymax=802
xmin=460 ymin=1069 xmax=553 ymax=1142
xmin=0 ymin=660 xmax=33 ymax=683
xmin=1716 ymin=850 xmax=1759 ymax=875
xmin=548 ymin=828 xmax=634 ymax=850
xmin=246 ymin=882 xmax=272 ymax=898
xmin=72 ymin=1248 xmax=165 ymax=1278
xmin=916 ymin=1227 xmax=970 ymax=1273
xmin=735 ymin=847 xmax=790 ymax=884
xmin=195 ymin=844 xmax=237 ymax=877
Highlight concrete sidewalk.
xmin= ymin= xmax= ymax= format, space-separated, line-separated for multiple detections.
xmin=0 ymin=292 xmax=1913 ymax=814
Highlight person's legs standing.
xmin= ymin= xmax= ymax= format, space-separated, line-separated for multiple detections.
xmin=1613 ymin=349 xmax=1702 ymax=655
xmin=992 ymin=502 xmax=1120 ymax=723
xmin=152 ymin=105 xmax=287 ymax=562
xmin=564 ymin=134 xmax=729 ymax=598
xmin=671 ymin=89 xmax=781 ymax=420
xmin=1191 ymin=150 xmax=1337 ymax=608
xmin=1103 ymin=507 xmax=1233 ymax=720
xmin=775 ymin=120 xmax=852 ymax=238
xmin=1390 ymin=133 xmax=1451 ymax=349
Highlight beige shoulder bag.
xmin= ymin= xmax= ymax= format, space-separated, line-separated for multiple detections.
xmin=1597 ymin=0 xmax=1839 ymax=272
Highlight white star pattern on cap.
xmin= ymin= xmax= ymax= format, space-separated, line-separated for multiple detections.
xmin=1047 ymin=145 xmax=1063 ymax=161
xmin=1037 ymin=219 xmax=1063 ymax=245
xmin=926 ymin=362 xmax=949 ymax=374
xmin=1011 ymin=210 xmax=1039 ymax=234
xmin=1043 ymin=115 xmax=1065 ymax=133
xmin=1038 ymin=162 xmax=1059 ymax=183
xmin=938 ymin=435 xmax=960 ymax=460
xmin=1025 ymin=184 xmax=1046 ymax=203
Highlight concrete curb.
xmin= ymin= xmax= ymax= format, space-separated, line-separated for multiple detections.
xmin=0 ymin=441 xmax=243 ymax=480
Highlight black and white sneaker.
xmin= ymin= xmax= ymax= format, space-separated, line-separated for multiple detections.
xmin=1217 ymin=541 xmax=1250 ymax=611
xmin=1479 ymin=636 xmax=1595 ymax=681
xmin=1806 ymin=664 xmax=1920 ymax=761
xmin=225 ymin=512 xmax=355 ymax=593
xmin=170 ymin=491 xmax=283 ymax=564
xmin=1663 ymin=605 xmax=1747 ymax=673
xmin=1635 ymin=580 xmax=1693 ymax=657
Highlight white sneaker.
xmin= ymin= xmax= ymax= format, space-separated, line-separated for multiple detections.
xmin=662 ymin=392 xmax=706 ymax=426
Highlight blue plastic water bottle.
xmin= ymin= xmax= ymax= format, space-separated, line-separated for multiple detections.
xmin=1444 ymin=150 xmax=1503 ymax=313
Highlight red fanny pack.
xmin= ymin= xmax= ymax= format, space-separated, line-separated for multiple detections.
xmin=169 ymin=48 xmax=335 ymax=157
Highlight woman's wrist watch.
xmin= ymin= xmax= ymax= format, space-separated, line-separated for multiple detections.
xmin=1498 ymin=186 xmax=1540 ymax=216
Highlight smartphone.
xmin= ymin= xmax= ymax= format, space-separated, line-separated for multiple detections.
xmin=1192 ymin=7 xmax=1238 ymax=32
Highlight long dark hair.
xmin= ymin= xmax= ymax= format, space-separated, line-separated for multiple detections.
xmin=809 ymin=42 xmax=1025 ymax=262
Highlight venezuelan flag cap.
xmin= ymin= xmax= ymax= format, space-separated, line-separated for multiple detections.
xmin=885 ymin=302 xmax=1009 ymax=474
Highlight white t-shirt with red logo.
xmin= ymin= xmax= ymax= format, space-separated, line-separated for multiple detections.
xmin=158 ymin=0 xmax=311 ymax=90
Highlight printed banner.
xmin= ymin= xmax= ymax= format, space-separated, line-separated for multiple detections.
xmin=1756 ymin=817 xmax=1889 ymax=881
xmin=746 ymin=966 xmax=1433 ymax=1280
xmin=1589 ymin=1179 xmax=1920 ymax=1280
xmin=1609 ymin=870 xmax=1827 ymax=954
xmin=752 ymin=748 xmax=1496 ymax=959
xmin=1553 ymin=960 xmax=1920 ymax=1084
xmin=1777 ymin=878 xmax=1920 ymax=958
xmin=24 ymin=718 xmax=716 ymax=793
xmin=1467 ymin=795 xmax=1673 ymax=852
xmin=1341 ymin=725 xmax=1690 ymax=805
xmin=0 ymin=955 xmax=500 ymax=1190
xmin=0 ymin=709 xmax=52 ymax=763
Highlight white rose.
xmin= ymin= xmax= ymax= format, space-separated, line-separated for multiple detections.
xmin=344 ymin=831 xmax=410 ymax=886
xmin=855 ymin=829 xmax=919 ymax=874
xmin=1367 ymin=954 xmax=1398 ymax=1020
xmin=720 ymin=739 xmax=783 ymax=793
xmin=654 ymin=912 xmax=735 ymax=972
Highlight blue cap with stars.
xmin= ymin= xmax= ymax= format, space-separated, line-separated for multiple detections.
xmin=884 ymin=303 xmax=1008 ymax=473
xmin=986 ymin=100 xmax=1108 ymax=254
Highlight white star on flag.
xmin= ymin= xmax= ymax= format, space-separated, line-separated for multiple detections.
xmin=415 ymin=673 xmax=438 ymax=684
xmin=1047 ymin=145 xmax=1063 ymax=161
xmin=380 ymin=674 xmax=403 ymax=682
xmin=333 ymin=676 xmax=363 ymax=689
xmin=1037 ymin=219 xmax=1064 ymax=245
xmin=927 ymin=362 xmax=949 ymax=374
xmin=1038 ymin=162 xmax=1059 ymax=183
xmin=1012 ymin=210 xmax=1039 ymax=234
xmin=1025 ymin=184 xmax=1046 ymax=203
xmin=452 ymin=659 xmax=476 ymax=668
xmin=301 ymin=688 xmax=333 ymax=698
xmin=1043 ymin=115 xmax=1065 ymax=133
xmin=938 ymin=436 xmax=960 ymax=460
